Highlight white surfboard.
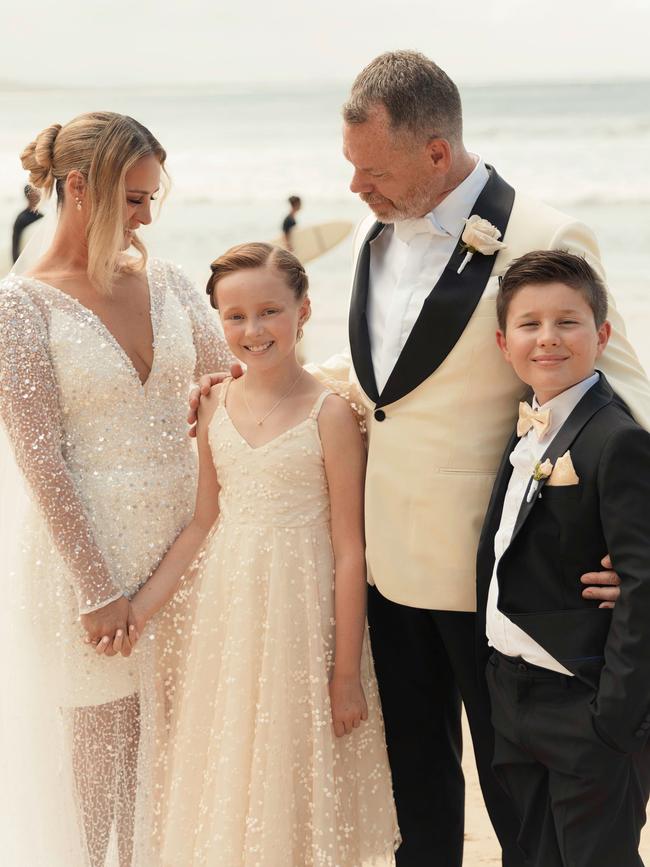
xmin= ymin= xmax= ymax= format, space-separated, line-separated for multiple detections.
xmin=272 ymin=221 xmax=353 ymax=265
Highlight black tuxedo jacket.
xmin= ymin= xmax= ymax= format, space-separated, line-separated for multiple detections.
xmin=476 ymin=373 xmax=650 ymax=754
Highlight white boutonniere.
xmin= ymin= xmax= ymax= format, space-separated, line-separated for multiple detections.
xmin=526 ymin=458 xmax=553 ymax=502
xmin=457 ymin=215 xmax=507 ymax=274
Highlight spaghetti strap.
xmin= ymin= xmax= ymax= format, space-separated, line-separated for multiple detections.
xmin=217 ymin=376 xmax=233 ymax=408
xmin=308 ymin=389 xmax=332 ymax=420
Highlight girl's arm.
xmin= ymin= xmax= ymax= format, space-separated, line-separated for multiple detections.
xmin=130 ymin=391 xmax=221 ymax=628
xmin=319 ymin=393 xmax=369 ymax=736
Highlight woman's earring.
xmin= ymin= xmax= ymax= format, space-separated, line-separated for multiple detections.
xmin=297 ymin=325 xmax=304 ymax=342
xmin=75 ymin=197 xmax=82 ymax=212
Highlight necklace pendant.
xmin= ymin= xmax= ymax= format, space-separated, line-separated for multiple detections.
xmin=257 ymin=420 xmax=263 ymax=426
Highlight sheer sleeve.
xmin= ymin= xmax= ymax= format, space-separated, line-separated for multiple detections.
xmin=163 ymin=263 xmax=235 ymax=379
xmin=0 ymin=283 xmax=123 ymax=614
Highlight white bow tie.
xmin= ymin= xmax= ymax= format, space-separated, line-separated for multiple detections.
xmin=394 ymin=217 xmax=448 ymax=244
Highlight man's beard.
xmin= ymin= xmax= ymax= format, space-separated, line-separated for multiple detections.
xmin=360 ymin=180 xmax=439 ymax=223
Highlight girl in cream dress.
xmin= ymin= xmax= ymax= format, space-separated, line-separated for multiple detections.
xmin=130 ymin=242 xmax=400 ymax=866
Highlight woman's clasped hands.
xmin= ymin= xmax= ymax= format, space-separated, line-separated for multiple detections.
xmin=81 ymin=595 xmax=142 ymax=657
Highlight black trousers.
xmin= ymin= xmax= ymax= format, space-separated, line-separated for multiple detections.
xmin=486 ymin=652 xmax=650 ymax=867
xmin=367 ymin=585 xmax=524 ymax=867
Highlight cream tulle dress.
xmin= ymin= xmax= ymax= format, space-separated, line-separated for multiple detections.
xmin=161 ymin=380 xmax=399 ymax=867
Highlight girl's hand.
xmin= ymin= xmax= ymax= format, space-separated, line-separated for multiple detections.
xmin=127 ymin=598 xmax=147 ymax=643
xmin=329 ymin=674 xmax=368 ymax=737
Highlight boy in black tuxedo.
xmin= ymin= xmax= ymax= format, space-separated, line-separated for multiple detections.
xmin=476 ymin=250 xmax=650 ymax=867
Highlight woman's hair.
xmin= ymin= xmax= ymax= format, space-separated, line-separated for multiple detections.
xmin=288 ymin=195 xmax=301 ymax=208
xmin=206 ymin=242 xmax=308 ymax=310
xmin=20 ymin=111 xmax=167 ymax=294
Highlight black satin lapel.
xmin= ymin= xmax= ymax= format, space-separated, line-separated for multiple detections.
xmin=348 ymin=221 xmax=383 ymax=403
xmin=476 ymin=428 xmax=519 ymax=610
xmin=377 ymin=166 xmax=515 ymax=408
xmin=509 ymin=376 xmax=614 ymax=545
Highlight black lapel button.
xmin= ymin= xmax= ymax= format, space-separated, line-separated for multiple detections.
xmin=374 ymin=409 xmax=386 ymax=422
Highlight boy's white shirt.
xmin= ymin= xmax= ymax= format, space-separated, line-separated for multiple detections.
xmin=486 ymin=372 xmax=600 ymax=674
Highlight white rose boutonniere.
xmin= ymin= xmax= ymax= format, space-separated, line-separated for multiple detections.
xmin=526 ymin=458 xmax=554 ymax=502
xmin=457 ymin=214 xmax=507 ymax=274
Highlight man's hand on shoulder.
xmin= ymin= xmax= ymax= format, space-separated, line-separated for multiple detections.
xmin=188 ymin=363 xmax=243 ymax=437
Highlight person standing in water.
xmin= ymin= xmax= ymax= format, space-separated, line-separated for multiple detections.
xmin=11 ymin=184 xmax=44 ymax=263
xmin=282 ymin=195 xmax=302 ymax=251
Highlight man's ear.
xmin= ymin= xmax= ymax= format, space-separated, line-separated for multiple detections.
xmin=496 ymin=328 xmax=511 ymax=362
xmin=426 ymin=137 xmax=452 ymax=172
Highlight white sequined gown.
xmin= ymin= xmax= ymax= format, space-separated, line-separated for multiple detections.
xmin=161 ymin=382 xmax=400 ymax=867
xmin=0 ymin=260 xmax=232 ymax=867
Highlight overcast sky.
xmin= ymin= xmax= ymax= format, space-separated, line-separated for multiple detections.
xmin=4 ymin=0 xmax=650 ymax=87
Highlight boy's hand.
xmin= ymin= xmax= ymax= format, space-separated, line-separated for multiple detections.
xmin=187 ymin=364 xmax=244 ymax=437
xmin=329 ymin=674 xmax=368 ymax=737
xmin=580 ymin=554 xmax=621 ymax=608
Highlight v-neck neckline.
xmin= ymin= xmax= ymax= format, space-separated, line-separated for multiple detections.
xmin=219 ymin=405 xmax=315 ymax=452
xmin=23 ymin=260 xmax=161 ymax=389
xmin=215 ymin=376 xmax=324 ymax=452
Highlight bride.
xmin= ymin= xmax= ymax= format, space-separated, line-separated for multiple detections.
xmin=0 ymin=112 xmax=233 ymax=866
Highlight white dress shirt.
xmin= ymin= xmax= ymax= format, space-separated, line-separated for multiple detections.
xmin=486 ymin=372 xmax=600 ymax=675
xmin=367 ymin=157 xmax=489 ymax=393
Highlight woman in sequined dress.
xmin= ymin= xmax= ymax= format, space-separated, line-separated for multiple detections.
xmin=0 ymin=113 xmax=232 ymax=867
xmin=128 ymin=242 xmax=400 ymax=866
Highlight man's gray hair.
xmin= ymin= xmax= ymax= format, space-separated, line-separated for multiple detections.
xmin=343 ymin=50 xmax=463 ymax=144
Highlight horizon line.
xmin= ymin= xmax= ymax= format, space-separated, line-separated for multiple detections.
xmin=2 ymin=75 xmax=650 ymax=92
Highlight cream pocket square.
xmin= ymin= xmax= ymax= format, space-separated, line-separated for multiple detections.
xmin=546 ymin=451 xmax=580 ymax=486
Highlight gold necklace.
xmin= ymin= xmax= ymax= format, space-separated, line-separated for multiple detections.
xmin=243 ymin=369 xmax=304 ymax=426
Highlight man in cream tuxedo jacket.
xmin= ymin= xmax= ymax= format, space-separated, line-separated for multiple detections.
xmin=318 ymin=51 xmax=650 ymax=867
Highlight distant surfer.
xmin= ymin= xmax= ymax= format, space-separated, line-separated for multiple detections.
xmin=12 ymin=184 xmax=43 ymax=263
xmin=281 ymin=195 xmax=302 ymax=251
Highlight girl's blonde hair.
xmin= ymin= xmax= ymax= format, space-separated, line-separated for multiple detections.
xmin=20 ymin=111 xmax=167 ymax=294
xmin=206 ymin=242 xmax=309 ymax=310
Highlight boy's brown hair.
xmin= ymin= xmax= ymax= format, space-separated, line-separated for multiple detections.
xmin=496 ymin=250 xmax=608 ymax=332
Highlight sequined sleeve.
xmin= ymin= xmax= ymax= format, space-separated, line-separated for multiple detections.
xmin=163 ymin=263 xmax=235 ymax=379
xmin=0 ymin=284 xmax=123 ymax=614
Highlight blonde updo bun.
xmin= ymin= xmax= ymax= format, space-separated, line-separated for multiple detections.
xmin=20 ymin=123 xmax=62 ymax=195
xmin=18 ymin=112 xmax=167 ymax=294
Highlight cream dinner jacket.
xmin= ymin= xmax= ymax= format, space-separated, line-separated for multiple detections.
xmin=316 ymin=167 xmax=650 ymax=612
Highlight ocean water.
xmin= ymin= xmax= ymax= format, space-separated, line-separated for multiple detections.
xmin=1 ymin=80 xmax=649 ymax=363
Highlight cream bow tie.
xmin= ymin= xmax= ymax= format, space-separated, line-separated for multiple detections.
xmin=394 ymin=217 xmax=446 ymax=244
xmin=517 ymin=401 xmax=552 ymax=438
